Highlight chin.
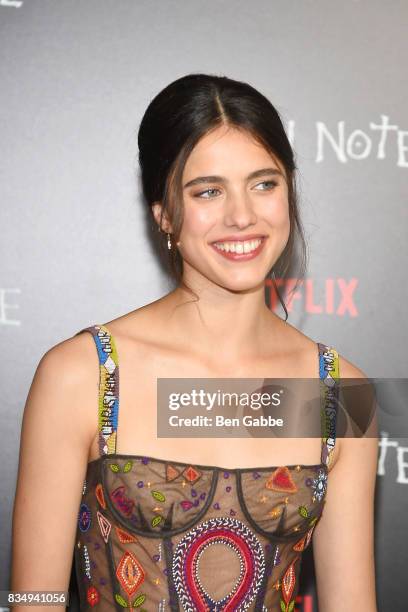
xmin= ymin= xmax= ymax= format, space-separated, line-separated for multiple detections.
xmin=215 ymin=275 xmax=266 ymax=293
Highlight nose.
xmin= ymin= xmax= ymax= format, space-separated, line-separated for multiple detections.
xmin=223 ymin=190 xmax=258 ymax=229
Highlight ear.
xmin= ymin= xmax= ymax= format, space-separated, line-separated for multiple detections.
xmin=151 ymin=202 xmax=173 ymax=233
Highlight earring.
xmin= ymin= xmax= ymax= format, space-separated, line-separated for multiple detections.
xmin=167 ymin=233 xmax=172 ymax=250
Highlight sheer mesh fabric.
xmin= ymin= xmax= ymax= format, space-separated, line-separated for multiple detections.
xmin=73 ymin=324 xmax=339 ymax=611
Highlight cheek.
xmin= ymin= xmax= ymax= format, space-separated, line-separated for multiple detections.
xmin=264 ymin=194 xmax=290 ymax=227
xmin=181 ymin=206 xmax=215 ymax=238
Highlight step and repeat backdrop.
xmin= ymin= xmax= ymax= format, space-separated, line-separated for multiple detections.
xmin=1 ymin=1 xmax=407 ymax=610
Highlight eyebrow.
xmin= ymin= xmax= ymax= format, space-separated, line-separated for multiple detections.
xmin=183 ymin=167 xmax=284 ymax=189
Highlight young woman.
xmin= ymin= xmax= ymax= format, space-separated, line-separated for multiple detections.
xmin=11 ymin=73 xmax=378 ymax=611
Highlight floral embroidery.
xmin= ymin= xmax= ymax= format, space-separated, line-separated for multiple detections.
xmin=311 ymin=468 xmax=328 ymax=502
xmin=86 ymin=586 xmax=99 ymax=607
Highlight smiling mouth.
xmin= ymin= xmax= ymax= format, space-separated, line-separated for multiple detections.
xmin=212 ymin=236 xmax=265 ymax=253
xmin=210 ymin=236 xmax=267 ymax=260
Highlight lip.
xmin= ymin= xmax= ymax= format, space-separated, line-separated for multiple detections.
xmin=210 ymin=235 xmax=267 ymax=262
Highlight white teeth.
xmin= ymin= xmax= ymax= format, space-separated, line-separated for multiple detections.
xmin=213 ymin=238 xmax=263 ymax=254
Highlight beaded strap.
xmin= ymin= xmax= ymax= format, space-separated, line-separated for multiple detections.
xmin=76 ymin=324 xmax=120 ymax=457
xmin=317 ymin=343 xmax=341 ymax=468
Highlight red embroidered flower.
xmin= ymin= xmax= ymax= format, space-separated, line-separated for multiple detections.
xmin=87 ymin=586 xmax=100 ymax=607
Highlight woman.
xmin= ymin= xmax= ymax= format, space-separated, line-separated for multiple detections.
xmin=11 ymin=73 xmax=378 ymax=611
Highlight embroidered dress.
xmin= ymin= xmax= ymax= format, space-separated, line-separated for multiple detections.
xmin=73 ymin=324 xmax=340 ymax=611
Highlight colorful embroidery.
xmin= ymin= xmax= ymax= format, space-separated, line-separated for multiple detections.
xmin=86 ymin=586 xmax=99 ymax=607
xmin=123 ymin=460 xmax=133 ymax=472
xmin=268 ymin=504 xmax=283 ymax=519
xmin=116 ymin=526 xmax=138 ymax=543
xmin=280 ymin=556 xmax=299 ymax=612
xmin=182 ymin=465 xmax=202 ymax=484
xmin=110 ymin=485 xmax=135 ymax=517
xmin=95 ymin=483 xmax=106 ymax=509
xmin=165 ymin=463 xmax=182 ymax=481
xmin=151 ymin=490 xmax=166 ymax=502
xmin=318 ymin=343 xmax=340 ymax=467
xmin=180 ymin=500 xmax=194 ymax=511
xmin=311 ymin=468 xmax=328 ymax=502
xmin=78 ymin=503 xmax=91 ymax=532
xmin=83 ymin=545 xmax=91 ymax=580
xmin=265 ymin=467 xmax=298 ymax=493
xmin=298 ymin=505 xmax=309 ymax=518
xmin=172 ymin=516 xmax=265 ymax=610
xmin=293 ymin=525 xmax=315 ymax=552
xmin=80 ymin=324 xmax=120 ymax=456
xmin=97 ymin=511 xmax=112 ymax=543
xmin=116 ymin=551 xmax=146 ymax=600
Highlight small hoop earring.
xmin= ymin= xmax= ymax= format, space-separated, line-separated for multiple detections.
xmin=167 ymin=233 xmax=172 ymax=250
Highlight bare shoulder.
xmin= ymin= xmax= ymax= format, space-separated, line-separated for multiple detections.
xmin=337 ymin=351 xmax=368 ymax=379
xmin=41 ymin=327 xmax=99 ymax=376
xmin=282 ymin=319 xmax=369 ymax=380
xmin=28 ymin=328 xmax=101 ymax=449
xmin=40 ymin=328 xmax=100 ymax=396
xmin=333 ymin=350 xmax=379 ymax=467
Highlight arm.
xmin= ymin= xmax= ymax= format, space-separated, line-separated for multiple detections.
xmin=10 ymin=334 xmax=98 ymax=611
xmin=313 ymin=356 xmax=379 ymax=612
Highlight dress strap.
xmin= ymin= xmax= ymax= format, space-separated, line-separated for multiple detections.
xmin=317 ymin=342 xmax=341 ymax=468
xmin=75 ymin=324 xmax=120 ymax=457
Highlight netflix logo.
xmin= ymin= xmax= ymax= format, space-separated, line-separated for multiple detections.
xmin=266 ymin=277 xmax=359 ymax=317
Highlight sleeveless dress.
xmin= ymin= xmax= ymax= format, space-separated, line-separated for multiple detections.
xmin=73 ymin=324 xmax=340 ymax=611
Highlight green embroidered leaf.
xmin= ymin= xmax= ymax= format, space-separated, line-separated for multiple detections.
xmin=132 ymin=594 xmax=146 ymax=607
xmin=151 ymin=515 xmax=162 ymax=528
xmin=288 ymin=601 xmax=295 ymax=612
xmin=309 ymin=516 xmax=318 ymax=526
xmin=280 ymin=599 xmax=286 ymax=612
xmin=123 ymin=461 xmax=133 ymax=473
xmin=298 ymin=505 xmax=309 ymax=518
xmin=115 ymin=593 xmax=128 ymax=607
xmin=151 ymin=490 xmax=166 ymax=502
xmin=109 ymin=463 xmax=120 ymax=473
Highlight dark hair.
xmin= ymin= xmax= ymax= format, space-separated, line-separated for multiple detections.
xmin=137 ymin=72 xmax=307 ymax=320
